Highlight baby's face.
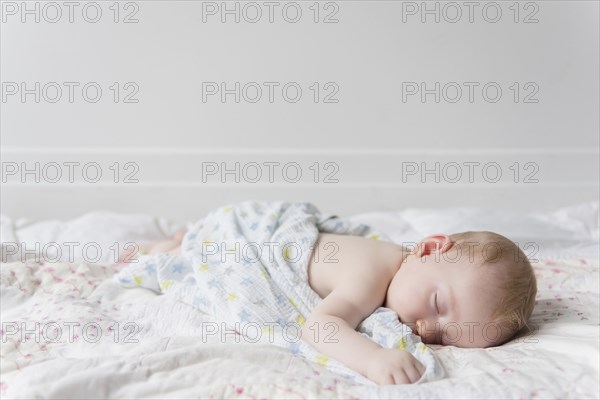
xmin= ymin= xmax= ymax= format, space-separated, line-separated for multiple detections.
xmin=385 ymin=248 xmax=500 ymax=348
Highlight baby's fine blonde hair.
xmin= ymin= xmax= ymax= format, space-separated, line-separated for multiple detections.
xmin=449 ymin=231 xmax=538 ymax=345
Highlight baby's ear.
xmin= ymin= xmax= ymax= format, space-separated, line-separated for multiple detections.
xmin=416 ymin=234 xmax=453 ymax=256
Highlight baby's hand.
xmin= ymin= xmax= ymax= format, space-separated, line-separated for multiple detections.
xmin=366 ymin=348 xmax=426 ymax=385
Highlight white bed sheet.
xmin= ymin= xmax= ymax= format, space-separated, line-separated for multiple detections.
xmin=1 ymin=202 xmax=598 ymax=399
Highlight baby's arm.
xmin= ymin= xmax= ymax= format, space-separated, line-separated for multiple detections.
xmin=301 ymin=282 xmax=425 ymax=384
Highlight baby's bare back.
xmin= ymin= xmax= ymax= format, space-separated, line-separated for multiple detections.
xmin=307 ymin=233 xmax=404 ymax=301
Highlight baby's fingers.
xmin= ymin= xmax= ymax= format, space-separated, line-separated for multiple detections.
xmin=415 ymin=359 xmax=426 ymax=376
xmin=404 ymin=361 xmax=425 ymax=383
xmin=392 ymin=370 xmax=410 ymax=385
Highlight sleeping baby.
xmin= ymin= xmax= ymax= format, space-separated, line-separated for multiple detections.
xmin=303 ymin=231 xmax=537 ymax=384
xmin=116 ymin=201 xmax=537 ymax=385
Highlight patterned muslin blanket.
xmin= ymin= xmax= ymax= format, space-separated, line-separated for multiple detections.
xmin=114 ymin=201 xmax=445 ymax=384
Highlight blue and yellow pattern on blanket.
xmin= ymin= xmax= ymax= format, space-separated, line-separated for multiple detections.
xmin=115 ymin=201 xmax=445 ymax=384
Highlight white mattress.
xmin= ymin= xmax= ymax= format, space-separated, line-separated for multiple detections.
xmin=1 ymin=202 xmax=598 ymax=399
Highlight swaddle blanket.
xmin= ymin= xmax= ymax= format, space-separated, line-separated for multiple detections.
xmin=115 ymin=201 xmax=445 ymax=384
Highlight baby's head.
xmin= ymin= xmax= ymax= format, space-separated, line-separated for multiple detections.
xmin=385 ymin=231 xmax=537 ymax=348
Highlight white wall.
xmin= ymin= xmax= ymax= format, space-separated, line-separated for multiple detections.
xmin=1 ymin=1 xmax=598 ymax=222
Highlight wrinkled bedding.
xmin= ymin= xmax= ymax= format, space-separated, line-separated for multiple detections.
xmin=1 ymin=202 xmax=598 ymax=399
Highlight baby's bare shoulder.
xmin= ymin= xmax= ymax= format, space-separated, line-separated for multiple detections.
xmin=307 ymin=234 xmax=402 ymax=326
xmin=308 ymin=233 xmax=401 ymax=302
